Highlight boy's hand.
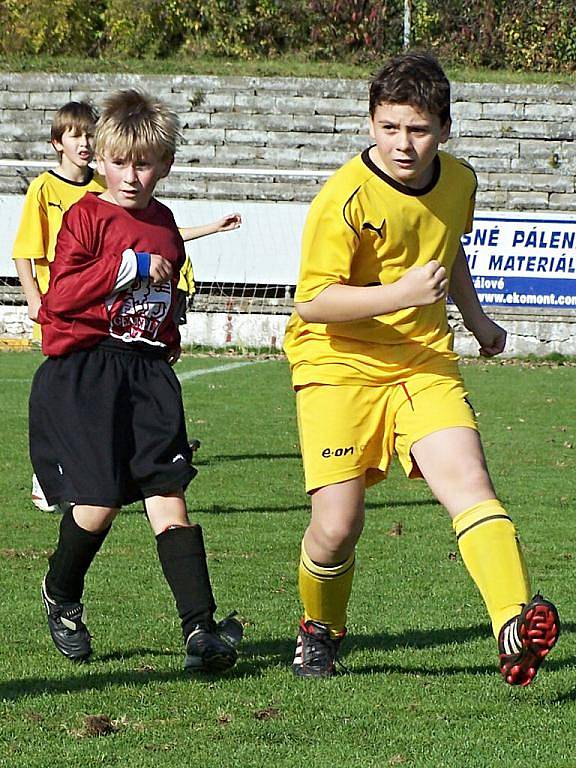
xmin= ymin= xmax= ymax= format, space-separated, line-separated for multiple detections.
xmin=398 ymin=260 xmax=447 ymax=307
xmin=149 ymin=254 xmax=173 ymax=284
xmin=216 ymin=213 xmax=242 ymax=232
xmin=27 ymin=294 xmax=42 ymax=322
xmin=469 ymin=314 xmax=507 ymax=357
xmin=167 ymin=347 xmax=182 ymax=365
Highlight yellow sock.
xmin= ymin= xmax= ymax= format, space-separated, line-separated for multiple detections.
xmin=453 ymin=500 xmax=530 ymax=638
xmin=298 ymin=542 xmax=355 ymax=638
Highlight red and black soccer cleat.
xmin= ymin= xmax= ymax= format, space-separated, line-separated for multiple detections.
xmin=498 ymin=594 xmax=560 ymax=686
xmin=292 ymin=619 xmax=347 ymax=678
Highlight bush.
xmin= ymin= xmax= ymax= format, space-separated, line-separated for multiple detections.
xmin=412 ymin=0 xmax=503 ymax=68
xmin=498 ymin=0 xmax=576 ymax=72
xmin=0 ymin=0 xmax=104 ymax=56
xmin=307 ymin=0 xmax=403 ymax=62
xmin=182 ymin=0 xmax=306 ymax=59
xmin=102 ymin=0 xmax=199 ymax=59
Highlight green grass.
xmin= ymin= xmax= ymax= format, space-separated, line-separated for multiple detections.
xmin=0 ymin=351 xmax=575 ymax=768
xmin=1 ymin=53 xmax=575 ymax=84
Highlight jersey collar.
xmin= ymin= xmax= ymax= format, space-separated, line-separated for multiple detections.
xmin=361 ymin=146 xmax=441 ymax=196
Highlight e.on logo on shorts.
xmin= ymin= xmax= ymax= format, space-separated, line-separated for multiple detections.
xmin=321 ymin=446 xmax=354 ymax=458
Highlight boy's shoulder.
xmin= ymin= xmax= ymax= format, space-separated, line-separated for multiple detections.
xmin=438 ymin=150 xmax=477 ymax=181
xmin=315 ymin=152 xmax=374 ymax=205
xmin=24 ymin=170 xmax=58 ymax=196
xmin=437 ymin=150 xmax=478 ymax=199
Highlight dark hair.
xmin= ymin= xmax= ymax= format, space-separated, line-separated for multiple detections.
xmin=51 ymin=101 xmax=98 ymax=147
xmin=369 ymin=52 xmax=451 ymax=125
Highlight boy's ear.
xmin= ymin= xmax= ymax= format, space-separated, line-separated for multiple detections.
xmin=368 ymin=116 xmax=376 ymax=140
xmin=439 ymin=117 xmax=452 ymax=144
xmin=95 ymin=155 xmax=106 ymax=175
xmin=160 ymin=157 xmax=174 ymax=179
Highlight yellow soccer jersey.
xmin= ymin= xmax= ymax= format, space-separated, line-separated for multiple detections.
xmin=283 ymin=148 xmax=477 ymax=386
xmin=12 ymin=169 xmax=106 ymax=294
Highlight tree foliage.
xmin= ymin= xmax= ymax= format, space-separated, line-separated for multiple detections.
xmin=1 ymin=0 xmax=575 ymax=71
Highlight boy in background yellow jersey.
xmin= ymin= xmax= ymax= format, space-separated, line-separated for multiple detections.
xmin=284 ymin=52 xmax=559 ymax=686
xmin=13 ymin=101 xmax=105 ymax=334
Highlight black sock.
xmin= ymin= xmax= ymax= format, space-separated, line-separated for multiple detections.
xmin=156 ymin=525 xmax=217 ymax=641
xmin=45 ymin=507 xmax=110 ymax=602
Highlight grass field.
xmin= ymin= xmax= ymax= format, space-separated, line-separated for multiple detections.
xmin=2 ymin=54 xmax=576 ymax=84
xmin=0 ymin=350 xmax=575 ymax=768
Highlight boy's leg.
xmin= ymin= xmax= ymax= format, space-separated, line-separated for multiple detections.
xmin=42 ymin=505 xmax=115 ymax=661
xmin=146 ymin=492 xmax=238 ymax=673
xmin=294 ymin=477 xmax=364 ymax=678
xmin=293 ymin=382 xmax=394 ymax=678
xmin=411 ymin=426 xmax=559 ymax=685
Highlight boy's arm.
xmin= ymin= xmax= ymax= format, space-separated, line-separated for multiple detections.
xmin=449 ymin=244 xmax=507 ymax=356
xmin=295 ymin=260 xmax=448 ymax=323
xmin=14 ymin=258 xmax=42 ymax=321
xmin=179 ymin=213 xmax=241 ymax=242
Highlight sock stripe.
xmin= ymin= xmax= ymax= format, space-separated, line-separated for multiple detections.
xmin=455 ymin=513 xmax=511 ymax=541
xmin=301 ymin=557 xmax=356 ymax=580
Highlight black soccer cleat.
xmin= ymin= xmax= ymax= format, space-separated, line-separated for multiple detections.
xmin=292 ymin=618 xmax=347 ymax=678
xmin=189 ymin=438 xmax=201 ymax=455
xmin=216 ymin=611 xmax=244 ymax=649
xmin=41 ymin=578 xmax=92 ymax=662
xmin=184 ymin=621 xmax=238 ymax=674
xmin=498 ymin=594 xmax=560 ymax=686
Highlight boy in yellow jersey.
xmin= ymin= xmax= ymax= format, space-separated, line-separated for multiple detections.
xmin=13 ymin=101 xmax=105 ymax=334
xmin=283 ymin=52 xmax=559 ymax=686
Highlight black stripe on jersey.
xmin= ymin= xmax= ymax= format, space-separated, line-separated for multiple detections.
xmin=361 ymin=146 xmax=441 ymax=196
xmin=456 ymin=514 xmax=510 ymax=541
xmin=342 ymin=185 xmax=362 ymax=238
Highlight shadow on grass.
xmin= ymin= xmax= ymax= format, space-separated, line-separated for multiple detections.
xmin=3 ymin=622 xmax=572 ymax=703
xmin=195 ymin=453 xmax=301 ymax=464
xmin=122 ymin=499 xmax=437 ymax=515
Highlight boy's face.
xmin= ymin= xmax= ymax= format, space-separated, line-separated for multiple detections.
xmin=53 ymin=127 xmax=94 ymax=169
xmin=96 ymin=154 xmax=172 ymax=210
xmin=369 ymin=102 xmax=451 ymax=189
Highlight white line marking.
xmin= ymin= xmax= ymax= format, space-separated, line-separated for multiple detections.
xmin=177 ymin=360 xmax=262 ymax=382
xmin=4 ymin=360 xmax=264 ymax=386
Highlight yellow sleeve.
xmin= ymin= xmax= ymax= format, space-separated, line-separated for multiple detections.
xmin=295 ymin=192 xmax=359 ymax=303
xmin=12 ymin=175 xmax=49 ymax=261
xmin=458 ymin=158 xmax=477 ymax=234
xmin=177 ymin=254 xmax=195 ymax=293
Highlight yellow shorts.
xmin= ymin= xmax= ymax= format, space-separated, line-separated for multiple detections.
xmin=296 ymin=372 xmax=477 ymax=493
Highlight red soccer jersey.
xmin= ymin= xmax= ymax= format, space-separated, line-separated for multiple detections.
xmin=38 ymin=193 xmax=185 ymax=356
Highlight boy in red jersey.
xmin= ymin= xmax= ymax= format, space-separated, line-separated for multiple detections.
xmin=32 ymin=89 xmax=240 ymax=673
xmin=284 ymin=53 xmax=559 ymax=686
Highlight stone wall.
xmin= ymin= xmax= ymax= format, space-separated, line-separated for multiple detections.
xmin=1 ymin=72 xmax=575 ymax=354
xmin=0 ymin=73 xmax=575 ymax=209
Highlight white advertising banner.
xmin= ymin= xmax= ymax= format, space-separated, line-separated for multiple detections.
xmin=462 ymin=212 xmax=576 ymax=309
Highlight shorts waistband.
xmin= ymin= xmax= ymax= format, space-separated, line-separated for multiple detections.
xmin=96 ymin=337 xmax=169 ymax=359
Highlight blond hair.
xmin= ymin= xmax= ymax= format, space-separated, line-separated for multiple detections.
xmin=94 ymin=89 xmax=181 ymax=163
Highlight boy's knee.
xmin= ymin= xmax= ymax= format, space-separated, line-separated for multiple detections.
xmin=308 ymin=517 xmax=363 ymax=561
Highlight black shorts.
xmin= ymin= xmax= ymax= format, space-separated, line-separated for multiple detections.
xmin=29 ymin=340 xmax=196 ymax=507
